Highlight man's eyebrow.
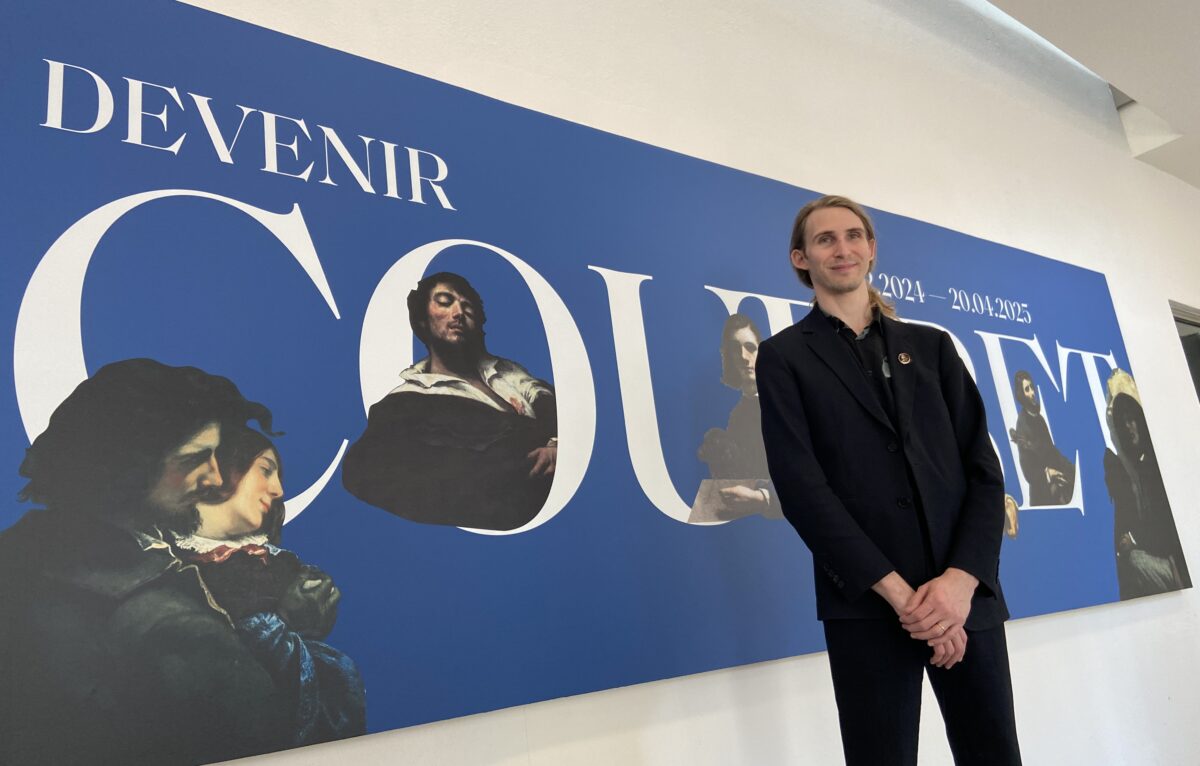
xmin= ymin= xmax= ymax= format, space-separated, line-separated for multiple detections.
xmin=813 ymin=226 xmax=866 ymax=238
xmin=173 ymin=446 xmax=214 ymax=463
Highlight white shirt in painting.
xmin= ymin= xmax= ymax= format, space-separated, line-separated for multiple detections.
xmin=389 ymin=354 xmax=553 ymax=419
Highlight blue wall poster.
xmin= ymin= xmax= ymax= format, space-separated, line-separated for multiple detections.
xmin=0 ymin=2 xmax=1189 ymax=763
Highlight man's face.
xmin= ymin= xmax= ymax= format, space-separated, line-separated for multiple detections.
xmin=790 ymin=206 xmax=876 ymax=296
xmin=146 ymin=422 xmax=223 ymax=522
xmin=731 ymin=326 xmax=759 ymax=390
xmin=1019 ymin=378 xmax=1040 ymax=414
xmin=1123 ymin=415 xmax=1141 ymax=448
xmin=425 ymin=283 xmax=481 ymax=347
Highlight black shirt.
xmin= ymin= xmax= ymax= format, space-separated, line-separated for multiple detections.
xmin=820 ymin=306 xmax=897 ymax=426
xmin=818 ymin=303 xmax=935 ymax=574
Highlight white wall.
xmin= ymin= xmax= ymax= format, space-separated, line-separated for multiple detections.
xmin=184 ymin=1 xmax=1200 ymax=763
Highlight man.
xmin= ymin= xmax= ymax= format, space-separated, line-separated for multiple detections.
xmin=756 ymin=195 xmax=1021 ymax=765
xmin=343 ymin=271 xmax=557 ymax=531
xmin=0 ymin=358 xmax=302 ymax=765
xmin=1009 ymin=369 xmax=1074 ymax=505
xmin=694 ymin=313 xmax=783 ymax=521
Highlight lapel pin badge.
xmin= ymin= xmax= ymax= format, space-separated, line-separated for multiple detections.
xmin=897 ymin=352 xmax=912 ymax=365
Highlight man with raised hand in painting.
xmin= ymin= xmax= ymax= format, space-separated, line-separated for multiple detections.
xmin=0 ymin=359 xmax=313 ymax=766
xmin=755 ymin=195 xmax=1020 ymax=765
xmin=343 ymin=271 xmax=558 ymax=531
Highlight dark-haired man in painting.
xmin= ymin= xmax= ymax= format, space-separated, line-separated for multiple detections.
xmin=1103 ymin=369 xmax=1191 ymax=599
xmin=0 ymin=358 xmax=328 ymax=765
xmin=692 ymin=313 xmax=783 ymax=522
xmin=1008 ymin=369 xmax=1075 ymax=506
xmin=343 ymin=271 xmax=557 ymax=531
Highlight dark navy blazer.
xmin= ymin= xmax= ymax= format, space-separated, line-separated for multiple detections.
xmin=756 ymin=307 xmax=1009 ymax=629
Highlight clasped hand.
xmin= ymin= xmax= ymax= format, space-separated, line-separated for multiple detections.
xmin=899 ymin=567 xmax=978 ymax=669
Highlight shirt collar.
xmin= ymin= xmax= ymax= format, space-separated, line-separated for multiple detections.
xmin=398 ymin=354 xmax=502 ymax=388
xmin=815 ymin=301 xmax=881 ymax=340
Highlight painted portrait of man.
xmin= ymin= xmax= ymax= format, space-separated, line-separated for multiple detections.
xmin=1008 ymin=369 xmax=1075 ymax=506
xmin=342 ymin=272 xmax=558 ymax=531
xmin=692 ymin=313 xmax=783 ymax=523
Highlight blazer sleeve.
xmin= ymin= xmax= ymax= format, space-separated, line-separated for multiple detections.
xmin=936 ymin=331 xmax=1006 ymax=595
xmin=756 ymin=340 xmax=896 ymax=601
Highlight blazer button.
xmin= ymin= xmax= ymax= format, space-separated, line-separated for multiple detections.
xmin=887 ymin=442 xmax=899 ymax=453
xmin=896 ymin=497 xmax=911 ymax=509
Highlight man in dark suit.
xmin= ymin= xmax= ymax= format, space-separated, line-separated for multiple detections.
xmin=756 ymin=195 xmax=1021 ymax=765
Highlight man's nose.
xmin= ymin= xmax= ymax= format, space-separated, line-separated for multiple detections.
xmin=198 ymin=455 xmax=222 ymax=488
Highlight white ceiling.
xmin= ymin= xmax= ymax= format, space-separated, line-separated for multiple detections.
xmin=990 ymin=0 xmax=1200 ymax=189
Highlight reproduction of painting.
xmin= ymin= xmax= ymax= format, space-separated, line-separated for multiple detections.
xmin=0 ymin=2 xmax=1189 ymax=764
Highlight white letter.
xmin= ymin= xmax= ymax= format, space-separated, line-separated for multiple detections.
xmin=380 ymin=141 xmax=404 ymax=199
xmin=123 ymin=78 xmax=186 ymax=154
xmin=261 ymin=111 xmax=314 ymax=181
xmin=189 ymin=93 xmax=254 ymax=164
xmin=318 ymin=125 xmax=375 ymax=192
xmin=42 ymin=59 xmax=113 ymax=134
xmin=360 ymin=241 xmax=594 ymax=534
xmin=1057 ymin=342 xmax=1118 ymax=453
xmin=590 ymin=266 xmax=700 ymax=523
xmin=406 ymin=147 xmax=454 ymax=209
xmin=13 ymin=190 xmax=341 ymax=523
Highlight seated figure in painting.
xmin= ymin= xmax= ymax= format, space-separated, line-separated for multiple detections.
xmin=1008 ymin=369 xmax=1075 ymax=505
xmin=692 ymin=313 xmax=783 ymax=523
xmin=172 ymin=424 xmax=366 ymax=747
xmin=342 ymin=272 xmax=557 ymax=531
xmin=1103 ymin=370 xmax=1191 ymax=599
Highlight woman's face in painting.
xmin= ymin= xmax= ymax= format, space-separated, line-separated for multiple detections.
xmin=198 ymin=449 xmax=283 ymax=537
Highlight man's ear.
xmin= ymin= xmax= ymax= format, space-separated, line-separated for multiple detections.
xmin=790 ymin=248 xmax=807 ymax=271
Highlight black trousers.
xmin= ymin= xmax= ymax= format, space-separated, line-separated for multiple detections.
xmin=823 ymin=620 xmax=1021 ymax=766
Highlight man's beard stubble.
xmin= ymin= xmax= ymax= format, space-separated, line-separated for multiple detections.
xmin=141 ymin=485 xmax=221 ymax=538
xmin=1024 ymin=394 xmax=1041 ymax=416
xmin=431 ymin=331 xmax=486 ymax=369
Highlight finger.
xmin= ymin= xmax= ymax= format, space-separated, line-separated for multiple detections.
xmin=899 ymin=604 xmax=935 ymax=625
xmin=902 ymin=585 xmax=929 ymax=616
xmin=523 ymin=453 xmax=547 ymax=477
xmin=930 ymin=641 xmax=949 ymax=668
xmin=902 ymin=613 xmax=944 ymax=634
xmin=946 ymin=633 xmax=967 ymax=669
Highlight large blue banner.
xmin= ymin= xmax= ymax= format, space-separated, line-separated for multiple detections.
xmin=1 ymin=2 xmax=1188 ymax=762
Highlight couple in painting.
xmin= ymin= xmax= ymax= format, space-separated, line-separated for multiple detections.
xmin=0 ymin=359 xmax=364 ymax=766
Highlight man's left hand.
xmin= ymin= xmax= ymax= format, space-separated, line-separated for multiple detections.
xmin=899 ymin=567 xmax=978 ymax=641
xmin=527 ymin=446 xmax=557 ymax=477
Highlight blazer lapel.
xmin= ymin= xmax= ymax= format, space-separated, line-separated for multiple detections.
xmin=800 ymin=309 xmax=896 ymax=434
xmin=883 ymin=315 xmax=916 ymax=436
